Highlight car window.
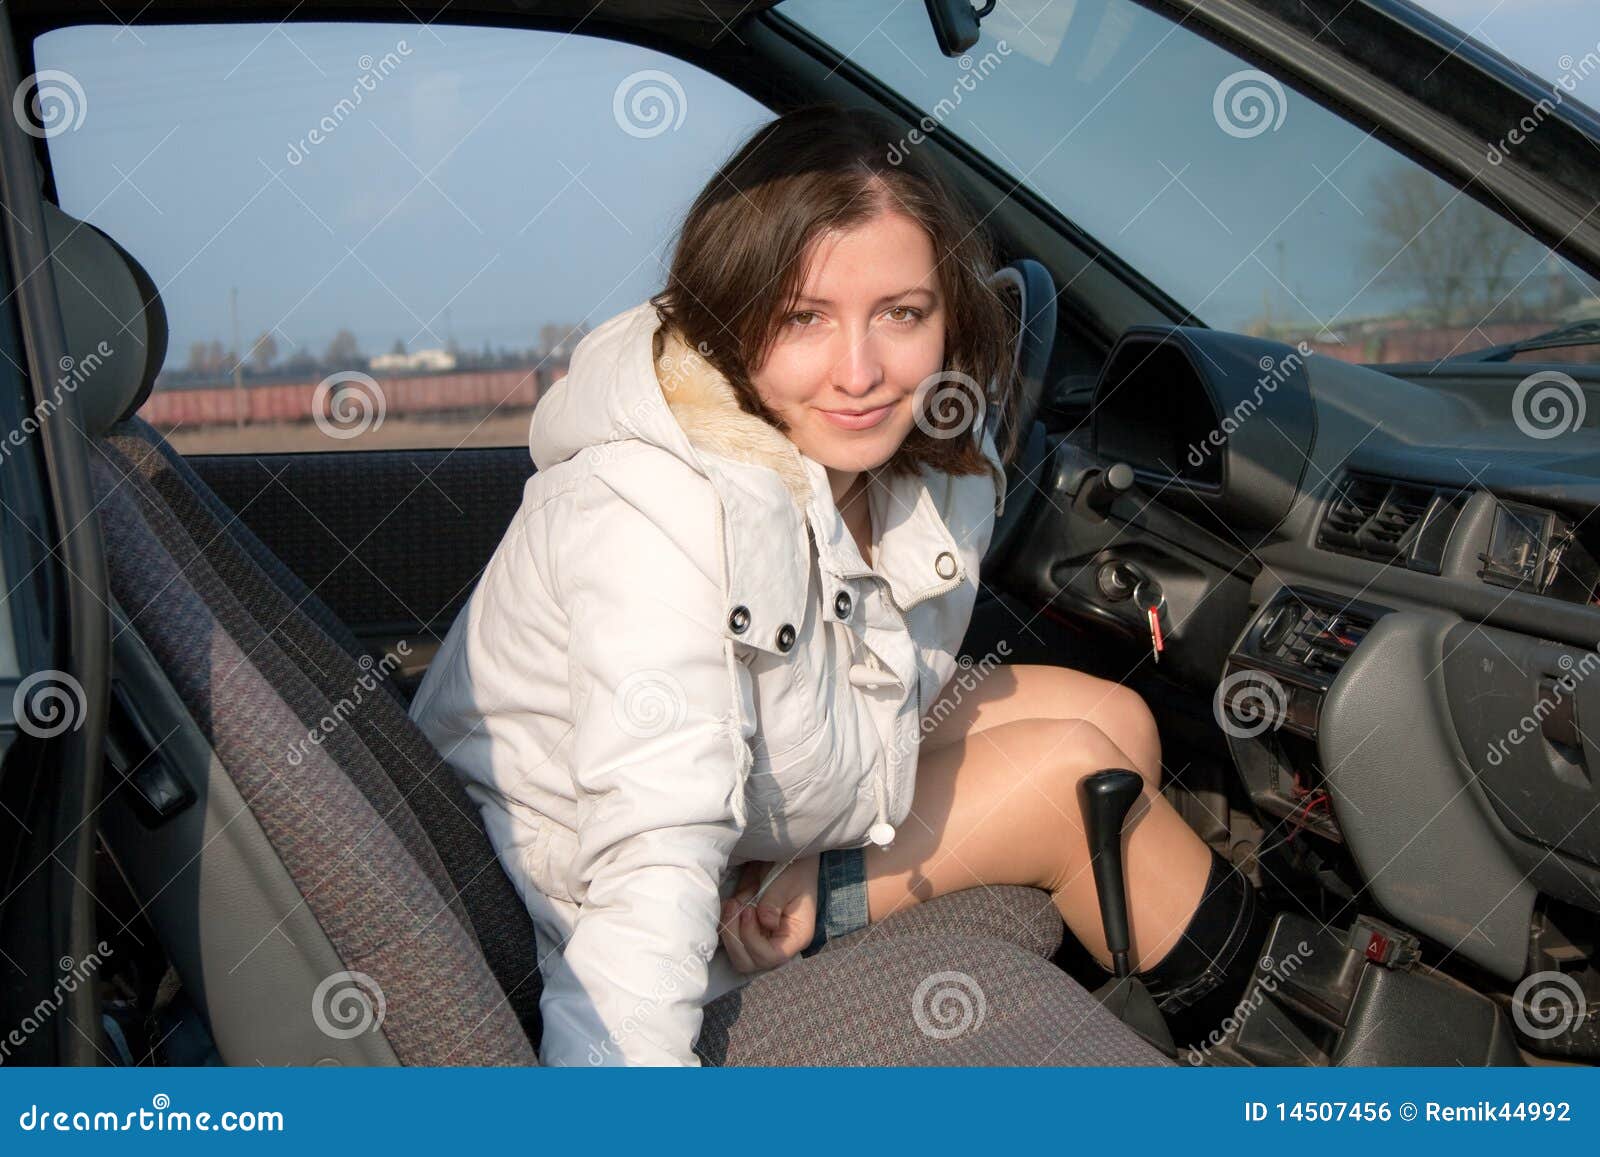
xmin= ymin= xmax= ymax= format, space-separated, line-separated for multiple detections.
xmin=32 ymin=23 xmax=772 ymax=453
xmin=783 ymin=0 xmax=1600 ymax=366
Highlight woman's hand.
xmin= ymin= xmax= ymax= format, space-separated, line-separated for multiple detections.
xmin=719 ymin=855 xmax=819 ymax=974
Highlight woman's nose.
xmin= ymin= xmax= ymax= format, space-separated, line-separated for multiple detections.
xmin=831 ymin=329 xmax=885 ymax=397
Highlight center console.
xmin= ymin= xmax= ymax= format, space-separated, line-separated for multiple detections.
xmin=1218 ymin=586 xmax=1392 ymax=842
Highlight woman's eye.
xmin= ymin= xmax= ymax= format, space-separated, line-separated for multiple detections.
xmin=788 ymin=310 xmax=819 ymax=327
xmin=887 ymin=306 xmax=923 ymax=324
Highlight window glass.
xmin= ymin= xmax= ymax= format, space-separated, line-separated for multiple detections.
xmin=35 ymin=23 xmax=772 ymax=452
xmin=785 ymin=0 xmax=1600 ymax=365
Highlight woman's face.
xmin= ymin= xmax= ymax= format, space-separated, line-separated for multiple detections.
xmin=749 ymin=210 xmax=945 ymax=476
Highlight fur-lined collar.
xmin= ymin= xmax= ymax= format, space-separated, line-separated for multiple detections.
xmin=652 ymin=327 xmax=815 ymax=510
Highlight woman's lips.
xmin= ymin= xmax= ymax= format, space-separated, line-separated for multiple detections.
xmin=817 ymin=401 xmax=895 ymax=431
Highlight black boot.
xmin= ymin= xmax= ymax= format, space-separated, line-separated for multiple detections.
xmin=1135 ymin=849 xmax=1274 ymax=1048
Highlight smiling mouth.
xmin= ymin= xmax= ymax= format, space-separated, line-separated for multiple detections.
xmin=817 ymin=400 xmax=897 ymax=431
xmin=827 ymin=405 xmax=890 ymax=416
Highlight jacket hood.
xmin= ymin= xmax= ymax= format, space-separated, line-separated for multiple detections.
xmin=529 ymin=300 xmax=813 ymax=509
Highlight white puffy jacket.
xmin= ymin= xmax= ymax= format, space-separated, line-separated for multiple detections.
xmin=408 ymin=299 xmax=1007 ymax=1065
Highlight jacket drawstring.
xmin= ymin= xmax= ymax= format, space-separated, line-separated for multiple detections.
xmin=847 ymin=657 xmax=899 ymax=850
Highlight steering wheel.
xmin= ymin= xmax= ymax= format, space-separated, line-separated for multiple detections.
xmin=981 ymin=258 xmax=1056 ymax=569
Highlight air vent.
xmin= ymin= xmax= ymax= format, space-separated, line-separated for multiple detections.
xmin=1323 ymin=476 xmax=1386 ymax=538
xmin=1365 ymin=484 xmax=1434 ymax=551
xmin=1318 ymin=473 xmax=1467 ymax=573
xmin=1254 ymin=595 xmax=1376 ymax=686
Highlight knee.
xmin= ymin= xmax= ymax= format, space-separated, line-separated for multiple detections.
xmin=1014 ymin=665 xmax=1161 ymax=788
xmin=1098 ymin=684 xmax=1161 ymax=789
xmin=1027 ymin=718 xmax=1150 ymax=811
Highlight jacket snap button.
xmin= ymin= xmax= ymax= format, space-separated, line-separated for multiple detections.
xmin=775 ymin=623 xmax=796 ymax=651
xmin=728 ymin=606 xmax=751 ymax=634
xmin=869 ymin=822 xmax=896 ymax=848
xmin=934 ymin=551 xmax=958 ymax=579
xmin=833 ymin=590 xmax=852 ymax=620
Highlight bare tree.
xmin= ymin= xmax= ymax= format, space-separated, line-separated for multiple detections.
xmin=325 ymin=329 xmax=361 ymax=367
xmin=1365 ymin=165 xmax=1540 ymax=326
xmin=247 ymin=331 xmax=279 ymax=374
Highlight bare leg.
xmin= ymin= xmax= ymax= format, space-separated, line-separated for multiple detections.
xmin=865 ymin=666 xmax=1212 ymax=971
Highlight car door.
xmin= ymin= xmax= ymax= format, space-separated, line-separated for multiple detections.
xmin=0 ymin=4 xmax=113 ymax=1066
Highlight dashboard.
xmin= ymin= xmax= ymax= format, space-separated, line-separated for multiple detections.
xmin=1028 ymin=323 xmax=1600 ymax=982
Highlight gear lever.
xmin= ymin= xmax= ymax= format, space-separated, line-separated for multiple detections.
xmin=1079 ymin=769 xmax=1144 ymax=977
xmin=1078 ymin=768 xmax=1179 ymax=1056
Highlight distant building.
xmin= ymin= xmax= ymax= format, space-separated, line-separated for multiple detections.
xmin=369 ymin=348 xmax=458 ymax=373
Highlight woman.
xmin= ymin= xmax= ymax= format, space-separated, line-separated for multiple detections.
xmin=408 ymin=104 xmax=1270 ymax=1066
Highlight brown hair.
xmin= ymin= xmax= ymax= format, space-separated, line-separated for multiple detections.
xmin=649 ymin=102 xmax=1018 ymax=480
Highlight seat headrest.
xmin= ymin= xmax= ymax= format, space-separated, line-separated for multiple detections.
xmin=41 ymin=201 xmax=167 ymax=439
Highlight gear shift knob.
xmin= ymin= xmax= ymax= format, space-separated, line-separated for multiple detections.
xmin=1079 ymin=769 xmax=1145 ymax=978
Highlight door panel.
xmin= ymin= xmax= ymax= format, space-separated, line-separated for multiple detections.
xmin=189 ymin=447 xmax=532 ymax=686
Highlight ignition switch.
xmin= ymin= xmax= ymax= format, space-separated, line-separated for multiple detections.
xmin=1096 ymin=559 xmax=1141 ymax=602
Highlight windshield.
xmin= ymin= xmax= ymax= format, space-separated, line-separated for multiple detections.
xmin=782 ymin=0 xmax=1600 ymax=365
